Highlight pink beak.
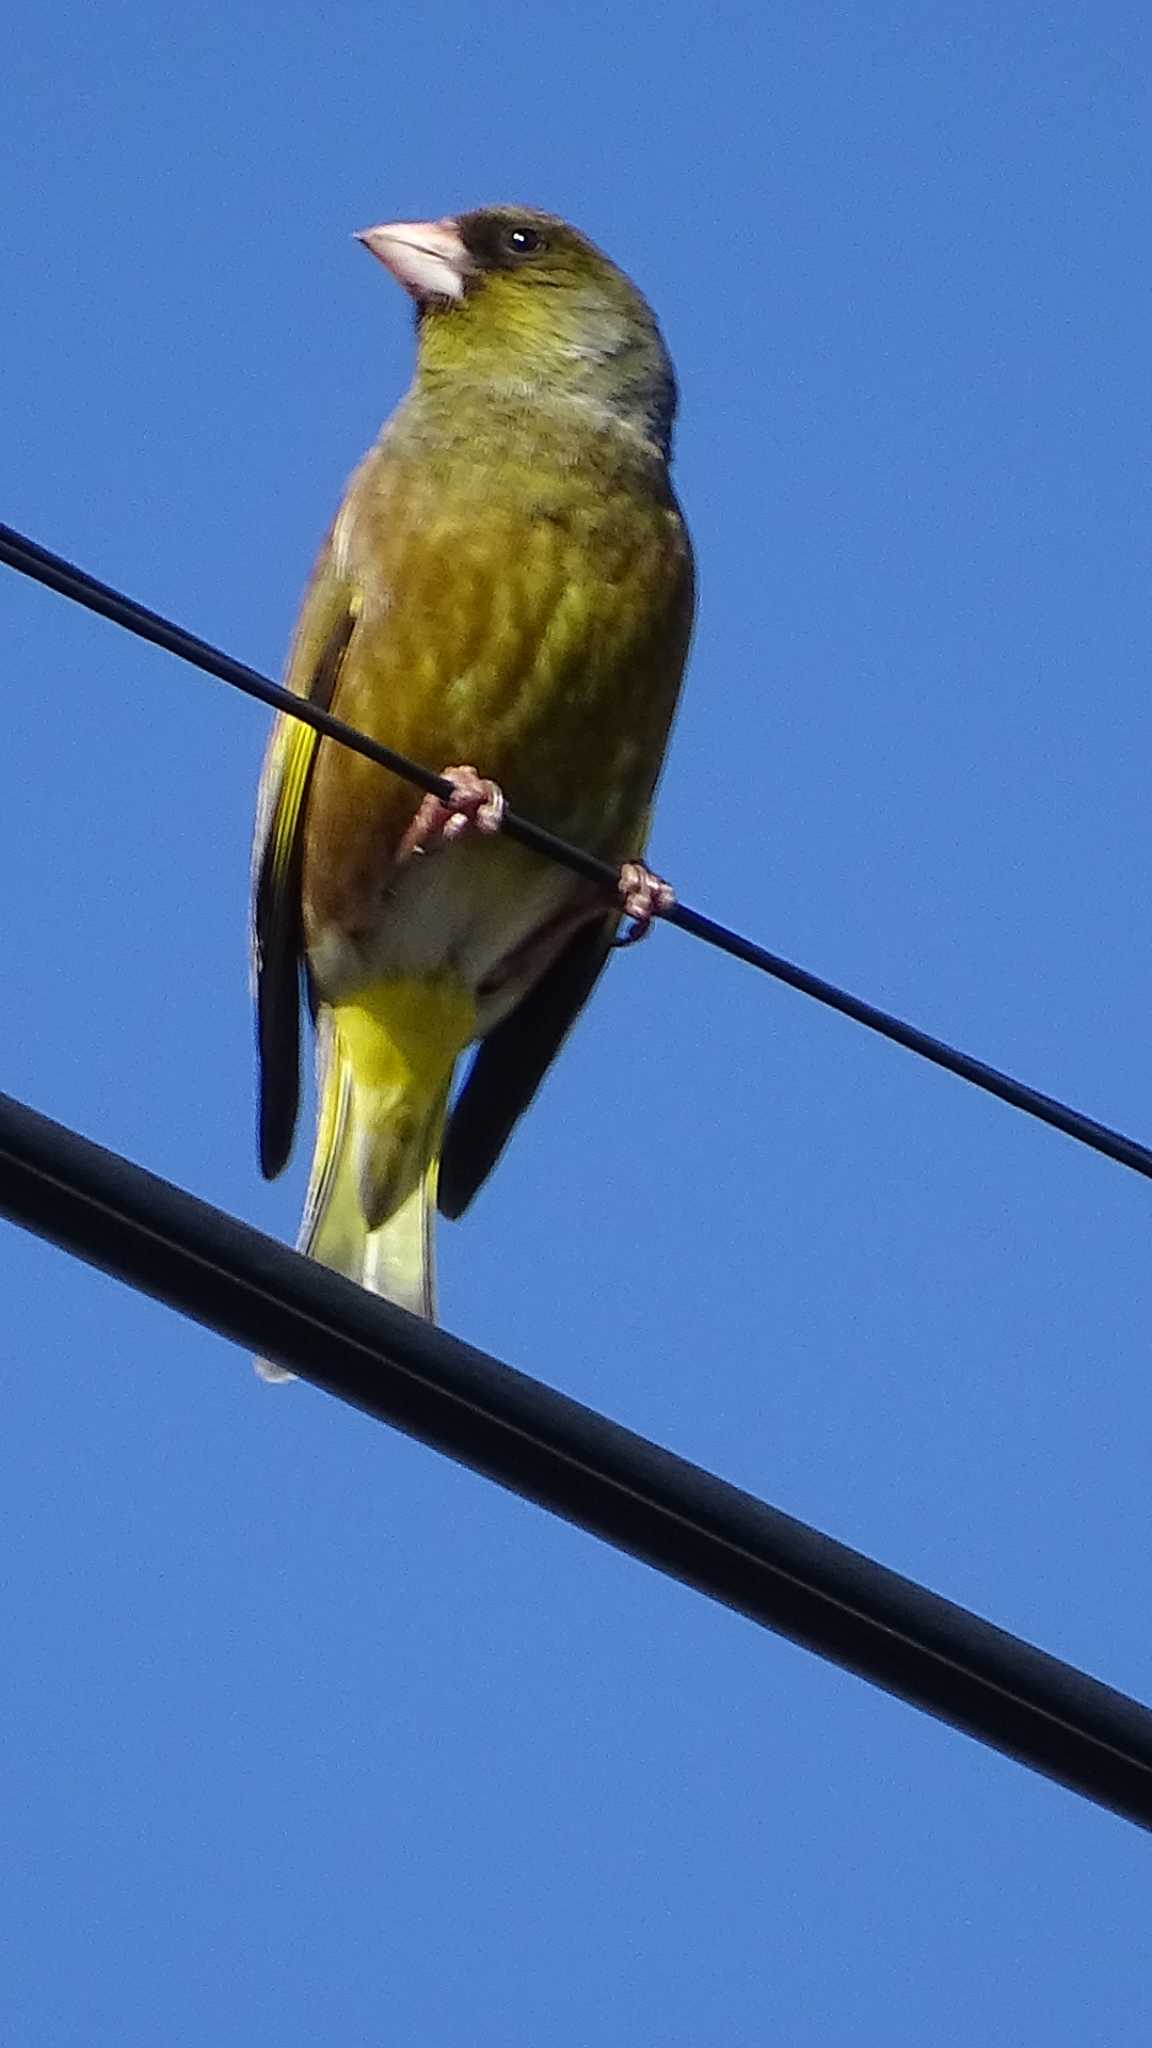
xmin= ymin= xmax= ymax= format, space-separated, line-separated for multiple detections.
xmin=354 ymin=217 xmax=470 ymax=302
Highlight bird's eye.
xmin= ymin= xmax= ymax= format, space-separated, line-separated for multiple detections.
xmin=501 ymin=224 xmax=546 ymax=258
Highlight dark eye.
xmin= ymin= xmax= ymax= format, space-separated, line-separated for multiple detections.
xmin=501 ymin=224 xmax=545 ymax=258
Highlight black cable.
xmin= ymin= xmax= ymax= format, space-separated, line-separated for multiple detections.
xmin=0 ymin=1085 xmax=1150 ymax=1832
xmin=4 ymin=518 xmax=1152 ymax=1188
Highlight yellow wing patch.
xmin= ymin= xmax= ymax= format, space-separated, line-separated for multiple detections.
xmin=256 ymin=711 xmax=319 ymax=910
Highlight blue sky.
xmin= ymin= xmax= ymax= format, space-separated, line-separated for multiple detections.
xmin=3 ymin=1 xmax=1152 ymax=2040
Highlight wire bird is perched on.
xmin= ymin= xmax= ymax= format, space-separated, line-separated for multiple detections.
xmin=252 ymin=206 xmax=694 ymax=1367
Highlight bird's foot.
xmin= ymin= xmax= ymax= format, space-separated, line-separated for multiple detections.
xmin=614 ymin=859 xmax=675 ymax=946
xmin=399 ymin=766 xmax=507 ymax=859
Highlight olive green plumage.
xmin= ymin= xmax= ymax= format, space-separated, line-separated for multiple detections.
xmin=252 ymin=206 xmax=694 ymax=1353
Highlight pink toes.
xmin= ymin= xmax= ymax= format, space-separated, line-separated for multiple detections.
xmin=398 ymin=766 xmax=507 ymax=860
xmin=614 ymin=859 xmax=675 ymax=945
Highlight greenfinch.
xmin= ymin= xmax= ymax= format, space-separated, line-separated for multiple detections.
xmin=252 ymin=206 xmax=694 ymax=1362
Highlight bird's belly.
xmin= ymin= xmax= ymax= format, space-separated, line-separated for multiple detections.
xmin=307 ymin=837 xmax=589 ymax=1034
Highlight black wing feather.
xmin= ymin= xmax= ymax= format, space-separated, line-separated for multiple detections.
xmin=438 ymin=919 xmax=616 ymax=1220
xmin=255 ymin=823 xmax=309 ymax=1180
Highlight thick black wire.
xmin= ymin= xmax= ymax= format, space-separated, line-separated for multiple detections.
xmin=4 ymin=518 xmax=1152 ymax=1185
xmin=0 ymin=1086 xmax=1150 ymax=1831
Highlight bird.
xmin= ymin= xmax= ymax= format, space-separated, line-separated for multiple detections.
xmin=251 ymin=205 xmax=694 ymax=1372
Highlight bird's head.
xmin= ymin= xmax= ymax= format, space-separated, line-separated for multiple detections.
xmin=356 ymin=205 xmax=678 ymax=457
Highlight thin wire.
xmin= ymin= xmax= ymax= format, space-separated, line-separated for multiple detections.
xmin=1 ymin=1084 xmax=1151 ymax=1833
xmin=4 ymin=517 xmax=1152 ymax=1185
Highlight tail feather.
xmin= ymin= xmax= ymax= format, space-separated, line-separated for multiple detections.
xmin=256 ymin=980 xmax=473 ymax=1384
xmin=359 ymin=1145 xmax=441 ymax=1313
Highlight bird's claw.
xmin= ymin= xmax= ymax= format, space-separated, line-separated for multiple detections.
xmin=399 ymin=765 xmax=507 ymax=859
xmin=614 ymin=859 xmax=674 ymax=945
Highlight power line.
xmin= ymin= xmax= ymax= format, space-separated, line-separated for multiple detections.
xmin=4 ymin=518 xmax=1152 ymax=1189
xmin=0 ymin=1085 xmax=1149 ymax=1833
